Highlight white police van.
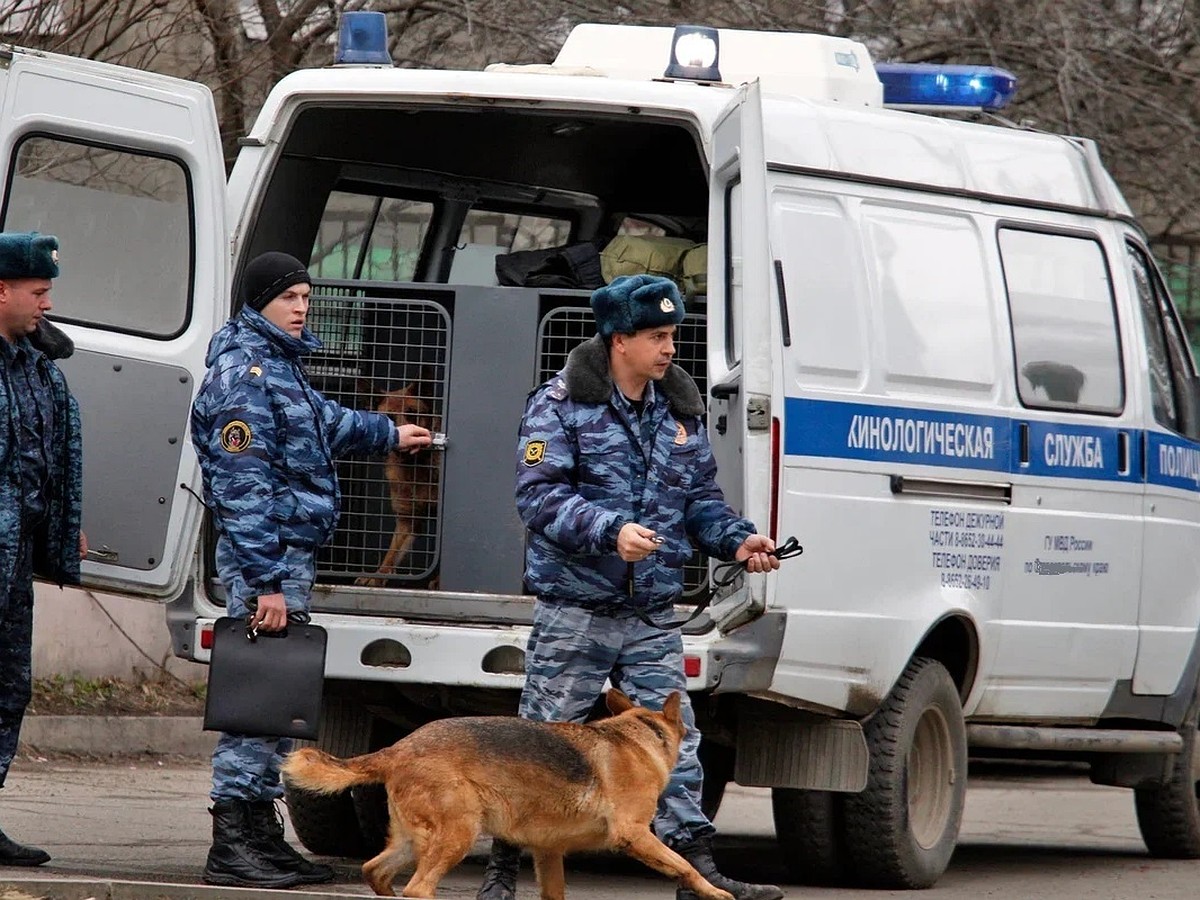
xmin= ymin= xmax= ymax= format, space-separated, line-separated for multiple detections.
xmin=8 ymin=12 xmax=1200 ymax=888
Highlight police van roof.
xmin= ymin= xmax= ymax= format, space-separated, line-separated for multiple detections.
xmin=252 ymin=26 xmax=1131 ymax=220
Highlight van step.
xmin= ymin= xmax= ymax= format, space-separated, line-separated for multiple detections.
xmin=967 ymin=724 xmax=1182 ymax=754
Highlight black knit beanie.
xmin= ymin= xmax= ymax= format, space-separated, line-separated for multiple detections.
xmin=240 ymin=252 xmax=312 ymax=312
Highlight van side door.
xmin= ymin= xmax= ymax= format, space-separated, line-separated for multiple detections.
xmin=1127 ymin=241 xmax=1200 ymax=696
xmin=0 ymin=48 xmax=227 ymax=599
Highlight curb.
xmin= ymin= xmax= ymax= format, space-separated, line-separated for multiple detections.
xmin=18 ymin=716 xmax=215 ymax=757
xmin=0 ymin=877 xmax=366 ymax=899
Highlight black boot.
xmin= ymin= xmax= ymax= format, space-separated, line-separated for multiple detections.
xmin=203 ymin=798 xmax=305 ymax=888
xmin=0 ymin=828 xmax=49 ymax=867
xmin=476 ymin=837 xmax=520 ymax=900
xmin=248 ymin=800 xmax=336 ymax=885
xmin=672 ymin=835 xmax=784 ymax=900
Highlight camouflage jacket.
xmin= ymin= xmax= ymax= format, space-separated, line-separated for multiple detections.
xmin=516 ymin=335 xmax=754 ymax=609
xmin=0 ymin=321 xmax=83 ymax=614
xmin=190 ymin=308 xmax=396 ymax=595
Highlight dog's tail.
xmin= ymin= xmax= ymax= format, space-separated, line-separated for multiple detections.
xmin=281 ymin=747 xmax=385 ymax=795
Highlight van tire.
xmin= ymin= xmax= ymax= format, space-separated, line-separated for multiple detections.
xmin=285 ymin=687 xmax=372 ymax=859
xmin=698 ymin=738 xmax=734 ymax=821
xmin=842 ymin=657 xmax=967 ymax=888
xmin=771 ymin=789 xmax=847 ymax=885
xmin=1134 ymin=716 xmax=1200 ymax=857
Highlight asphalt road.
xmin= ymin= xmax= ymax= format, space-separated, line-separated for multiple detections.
xmin=0 ymin=757 xmax=1198 ymax=898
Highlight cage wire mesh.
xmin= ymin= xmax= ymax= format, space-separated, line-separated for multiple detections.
xmin=536 ymin=305 xmax=711 ymax=600
xmin=306 ymin=282 xmax=448 ymax=586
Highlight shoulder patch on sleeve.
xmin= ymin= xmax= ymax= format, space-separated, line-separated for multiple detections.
xmin=246 ymin=362 xmax=264 ymax=378
xmin=523 ymin=439 xmax=547 ymax=466
xmin=220 ymin=420 xmax=252 ymax=453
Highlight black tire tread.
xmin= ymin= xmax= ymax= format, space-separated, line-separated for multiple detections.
xmin=842 ymin=656 xmax=966 ymax=889
xmin=1134 ymin=714 xmax=1200 ymax=858
xmin=771 ymin=788 xmax=846 ymax=885
xmin=285 ymin=688 xmax=373 ymax=859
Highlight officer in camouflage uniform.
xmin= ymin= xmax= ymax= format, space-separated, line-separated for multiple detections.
xmin=190 ymin=252 xmax=431 ymax=889
xmin=0 ymin=232 xmax=84 ymax=868
xmin=477 ymin=274 xmax=783 ymax=900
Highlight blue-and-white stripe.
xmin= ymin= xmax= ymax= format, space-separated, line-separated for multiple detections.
xmin=784 ymin=397 xmax=1198 ymax=492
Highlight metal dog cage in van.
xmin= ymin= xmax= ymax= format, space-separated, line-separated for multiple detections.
xmin=303 ymin=281 xmax=710 ymax=600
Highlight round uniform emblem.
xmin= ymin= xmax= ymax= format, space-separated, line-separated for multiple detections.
xmin=220 ymin=420 xmax=252 ymax=453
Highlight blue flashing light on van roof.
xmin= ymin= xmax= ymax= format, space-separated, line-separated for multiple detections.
xmin=333 ymin=11 xmax=393 ymax=66
xmin=662 ymin=25 xmax=722 ymax=83
xmin=875 ymin=63 xmax=1018 ymax=111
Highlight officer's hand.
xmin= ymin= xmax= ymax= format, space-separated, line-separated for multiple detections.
xmin=250 ymin=593 xmax=288 ymax=632
xmin=736 ymin=534 xmax=780 ymax=573
xmin=397 ymin=424 xmax=432 ymax=455
xmin=618 ymin=523 xmax=660 ymax=562
xmin=79 ymin=531 xmax=88 ymax=560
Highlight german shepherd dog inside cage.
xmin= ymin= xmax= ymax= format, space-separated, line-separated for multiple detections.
xmin=355 ymin=380 xmax=442 ymax=588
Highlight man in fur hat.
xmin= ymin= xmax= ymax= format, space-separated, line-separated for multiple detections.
xmin=479 ymin=274 xmax=783 ymax=900
xmin=0 ymin=231 xmax=85 ymax=867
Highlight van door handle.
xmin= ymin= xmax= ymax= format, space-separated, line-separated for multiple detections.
xmin=715 ymin=414 xmax=728 ymax=436
xmin=710 ymin=380 xmax=739 ymax=400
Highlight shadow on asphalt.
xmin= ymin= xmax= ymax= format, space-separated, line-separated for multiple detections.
xmin=559 ymin=829 xmax=1151 ymax=889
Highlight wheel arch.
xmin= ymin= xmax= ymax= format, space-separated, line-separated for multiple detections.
xmin=911 ymin=613 xmax=979 ymax=704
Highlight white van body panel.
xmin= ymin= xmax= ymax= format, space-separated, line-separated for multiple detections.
xmin=0 ymin=47 xmax=226 ymax=599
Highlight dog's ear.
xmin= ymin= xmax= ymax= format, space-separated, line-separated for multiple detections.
xmin=662 ymin=691 xmax=683 ymax=725
xmin=605 ymin=689 xmax=634 ymax=715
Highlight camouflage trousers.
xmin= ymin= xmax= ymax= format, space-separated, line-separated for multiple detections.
xmin=520 ymin=598 xmax=715 ymax=846
xmin=0 ymin=539 xmax=34 ymax=789
xmin=209 ymin=536 xmax=315 ymax=802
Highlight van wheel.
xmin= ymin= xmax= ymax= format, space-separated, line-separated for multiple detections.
xmin=771 ymin=789 xmax=847 ymax=885
xmin=842 ymin=657 xmax=967 ymax=888
xmin=698 ymin=738 xmax=734 ymax=821
xmin=285 ymin=688 xmax=372 ymax=859
xmin=1134 ymin=715 xmax=1200 ymax=857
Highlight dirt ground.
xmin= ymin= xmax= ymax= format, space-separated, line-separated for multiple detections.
xmin=27 ymin=675 xmax=206 ymax=717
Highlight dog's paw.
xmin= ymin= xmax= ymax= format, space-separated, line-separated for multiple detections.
xmin=354 ymin=575 xmax=387 ymax=588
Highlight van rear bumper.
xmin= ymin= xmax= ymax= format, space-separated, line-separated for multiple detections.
xmin=171 ymin=597 xmax=786 ymax=692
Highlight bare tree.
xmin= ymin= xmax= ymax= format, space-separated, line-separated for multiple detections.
xmin=2 ymin=0 xmax=1199 ymax=247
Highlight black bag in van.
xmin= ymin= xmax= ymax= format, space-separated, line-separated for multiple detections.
xmin=495 ymin=241 xmax=603 ymax=289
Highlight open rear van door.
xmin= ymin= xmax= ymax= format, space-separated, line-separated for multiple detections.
xmin=0 ymin=48 xmax=227 ymax=598
xmin=707 ymin=80 xmax=773 ymax=532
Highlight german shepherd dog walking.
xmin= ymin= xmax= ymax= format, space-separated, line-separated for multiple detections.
xmin=354 ymin=379 xmax=441 ymax=587
xmin=281 ymin=690 xmax=734 ymax=900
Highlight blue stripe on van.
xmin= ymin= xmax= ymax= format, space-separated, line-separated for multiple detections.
xmin=783 ymin=397 xmax=1179 ymax=488
xmin=1148 ymin=431 xmax=1200 ymax=492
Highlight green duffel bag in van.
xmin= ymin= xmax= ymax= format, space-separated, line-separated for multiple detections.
xmin=600 ymin=235 xmax=697 ymax=285
xmin=679 ymin=243 xmax=707 ymax=298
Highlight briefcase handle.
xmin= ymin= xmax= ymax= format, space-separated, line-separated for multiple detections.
xmin=241 ymin=604 xmax=312 ymax=642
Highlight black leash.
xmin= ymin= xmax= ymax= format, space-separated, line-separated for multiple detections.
xmin=631 ymin=536 xmax=804 ymax=631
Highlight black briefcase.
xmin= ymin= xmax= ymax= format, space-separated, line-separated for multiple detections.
xmin=203 ymin=616 xmax=328 ymax=740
